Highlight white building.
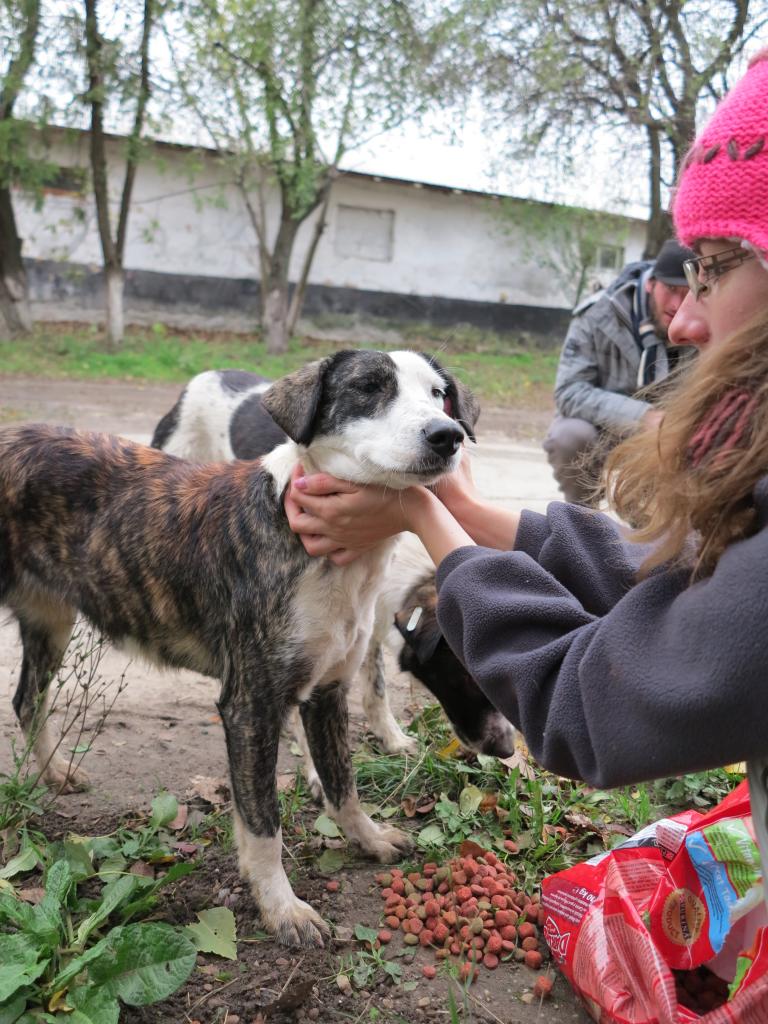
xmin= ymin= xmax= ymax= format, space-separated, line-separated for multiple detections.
xmin=15 ymin=128 xmax=647 ymax=339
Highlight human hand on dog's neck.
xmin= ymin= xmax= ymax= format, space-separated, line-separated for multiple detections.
xmin=284 ymin=455 xmax=521 ymax=568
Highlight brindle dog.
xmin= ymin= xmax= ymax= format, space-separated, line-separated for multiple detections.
xmin=0 ymin=349 xmax=476 ymax=947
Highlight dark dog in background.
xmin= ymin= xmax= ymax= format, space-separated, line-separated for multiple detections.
xmin=152 ymin=367 xmax=516 ymax=771
xmin=1 ymin=349 xmax=481 ymax=947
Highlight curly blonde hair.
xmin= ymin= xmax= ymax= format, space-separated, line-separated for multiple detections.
xmin=604 ymin=308 xmax=768 ymax=578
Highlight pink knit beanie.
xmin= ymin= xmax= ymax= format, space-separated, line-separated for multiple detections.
xmin=673 ymin=50 xmax=768 ymax=256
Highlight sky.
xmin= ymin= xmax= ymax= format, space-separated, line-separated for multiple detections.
xmin=342 ymin=118 xmax=651 ymax=221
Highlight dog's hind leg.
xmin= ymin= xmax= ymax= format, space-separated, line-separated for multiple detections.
xmin=285 ymin=706 xmax=323 ymax=803
xmin=300 ymin=681 xmax=414 ymax=862
xmin=12 ymin=605 xmax=88 ymax=793
xmin=219 ymin=664 xmax=329 ymax=949
xmin=361 ymin=640 xmax=418 ymax=755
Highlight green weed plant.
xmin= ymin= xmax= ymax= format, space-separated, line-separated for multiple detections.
xmin=0 ymin=793 xmax=202 ymax=1023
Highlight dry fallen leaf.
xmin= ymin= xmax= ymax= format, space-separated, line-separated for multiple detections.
xmin=168 ymin=803 xmax=188 ymax=830
xmin=479 ymin=793 xmax=498 ymax=813
xmin=129 ymin=860 xmax=155 ymax=878
xmin=18 ymin=887 xmax=45 ymax=904
xmin=459 ymin=839 xmax=488 ymax=859
xmin=499 ymin=751 xmax=537 ymax=780
xmin=401 ymin=797 xmax=417 ymax=818
xmin=276 ymin=772 xmax=296 ymax=792
xmin=187 ymin=775 xmax=230 ymax=805
xmin=173 ymin=841 xmax=200 ymax=855
xmin=564 ymin=811 xmax=595 ymax=831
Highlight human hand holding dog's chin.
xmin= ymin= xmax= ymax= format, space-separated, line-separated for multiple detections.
xmin=283 ymin=464 xmax=435 ymax=566
xmin=427 ymin=447 xmax=479 ymax=516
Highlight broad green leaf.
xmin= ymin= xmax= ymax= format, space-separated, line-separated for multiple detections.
xmin=48 ymin=933 xmax=115 ymax=993
xmin=378 ymin=805 xmax=399 ymax=819
xmin=382 ymin=961 xmax=403 ymax=981
xmin=119 ymin=861 xmax=196 ymax=924
xmin=89 ymin=923 xmax=197 ymax=1005
xmin=87 ymin=837 xmax=121 ymax=863
xmin=62 ymin=841 xmax=94 ymax=883
xmin=416 ymin=824 xmax=445 ymax=848
xmin=314 ymin=814 xmax=341 ymax=838
xmin=316 ymin=848 xmax=345 ymax=873
xmin=0 ymin=893 xmax=36 ymax=931
xmin=150 ymin=793 xmax=178 ymax=829
xmin=0 ymin=934 xmax=48 ymax=1003
xmin=0 ymin=993 xmax=26 ymax=1024
xmin=43 ymin=861 xmax=73 ymax=907
xmin=68 ymin=984 xmax=120 ymax=1024
xmin=97 ymin=856 xmax=128 ymax=881
xmin=353 ymin=924 xmax=378 ymax=945
xmin=459 ymin=785 xmax=484 ymax=816
xmin=185 ymin=907 xmax=237 ymax=960
xmin=0 ymin=848 xmax=38 ymax=881
xmin=75 ymin=875 xmax=140 ymax=946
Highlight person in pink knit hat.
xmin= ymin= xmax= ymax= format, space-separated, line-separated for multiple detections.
xmin=284 ymin=52 xmax=768 ymax=793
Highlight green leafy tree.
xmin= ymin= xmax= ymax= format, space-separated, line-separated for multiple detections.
xmin=498 ymin=198 xmax=630 ymax=307
xmin=170 ymin=0 xmax=445 ymax=353
xmin=0 ymin=0 xmax=43 ymax=336
xmin=470 ymin=0 xmax=767 ymax=256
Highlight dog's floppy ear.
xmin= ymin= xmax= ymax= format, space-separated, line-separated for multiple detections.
xmin=426 ymin=356 xmax=481 ymax=442
xmin=394 ymin=602 xmax=443 ymax=664
xmin=260 ymin=356 xmax=334 ymax=445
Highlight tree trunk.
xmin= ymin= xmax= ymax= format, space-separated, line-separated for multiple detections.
xmin=262 ymin=212 xmax=300 ymax=354
xmin=643 ymin=125 xmax=672 ymax=258
xmin=287 ymin=182 xmax=331 ymax=336
xmin=104 ymin=265 xmax=124 ymax=350
xmin=0 ymin=184 xmax=32 ymax=336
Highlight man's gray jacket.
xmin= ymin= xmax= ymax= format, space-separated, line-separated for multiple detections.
xmin=554 ymin=264 xmax=673 ymax=430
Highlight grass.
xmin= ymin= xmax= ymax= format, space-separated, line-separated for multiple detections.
xmin=0 ymin=321 xmax=559 ymax=410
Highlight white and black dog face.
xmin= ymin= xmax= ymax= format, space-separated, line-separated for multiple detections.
xmin=262 ymin=350 xmax=479 ymax=488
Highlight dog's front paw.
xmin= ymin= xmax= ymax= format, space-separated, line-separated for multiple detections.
xmin=379 ymin=729 xmax=418 ymax=756
xmin=42 ymin=758 xmax=90 ymax=794
xmin=265 ymin=897 xmax=330 ymax=949
xmin=361 ymin=824 xmax=414 ymax=862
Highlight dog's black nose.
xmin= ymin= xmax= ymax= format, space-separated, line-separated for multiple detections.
xmin=423 ymin=420 xmax=463 ymax=458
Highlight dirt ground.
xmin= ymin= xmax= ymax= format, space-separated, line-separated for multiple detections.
xmin=0 ymin=377 xmax=591 ymax=1023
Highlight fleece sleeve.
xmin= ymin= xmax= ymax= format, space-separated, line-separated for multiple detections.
xmin=435 ymin=507 xmax=768 ymax=789
xmin=512 ymin=503 xmax=646 ymax=614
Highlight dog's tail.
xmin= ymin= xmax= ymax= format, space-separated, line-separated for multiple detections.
xmin=150 ymin=401 xmax=182 ymax=450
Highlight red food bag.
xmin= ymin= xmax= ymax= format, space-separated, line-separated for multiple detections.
xmin=540 ymin=780 xmax=768 ymax=1022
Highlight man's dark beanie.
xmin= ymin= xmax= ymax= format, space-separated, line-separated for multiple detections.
xmin=651 ymin=239 xmax=695 ymax=286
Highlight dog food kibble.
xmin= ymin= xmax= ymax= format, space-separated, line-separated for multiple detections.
xmin=532 ymin=975 xmax=553 ymax=999
xmin=673 ymin=967 xmax=730 ymax=1014
xmin=375 ymin=850 xmax=547 ymax=977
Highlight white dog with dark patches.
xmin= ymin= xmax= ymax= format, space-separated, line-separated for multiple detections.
xmin=152 ymin=359 xmax=516 ymax=782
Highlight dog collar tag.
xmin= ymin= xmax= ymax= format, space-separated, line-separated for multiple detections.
xmin=406 ymin=607 xmax=423 ymax=632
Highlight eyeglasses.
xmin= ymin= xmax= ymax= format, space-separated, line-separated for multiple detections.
xmin=683 ymin=245 xmax=755 ymax=300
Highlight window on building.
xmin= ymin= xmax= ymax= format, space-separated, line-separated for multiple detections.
xmin=334 ymin=204 xmax=394 ymax=262
xmin=45 ymin=166 xmax=87 ymax=196
xmin=595 ymin=243 xmax=624 ymax=272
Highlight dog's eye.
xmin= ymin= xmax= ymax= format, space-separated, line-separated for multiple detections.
xmin=355 ymin=378 xmax=379 ymax=394
xmin=431 ymin=387 xmax=445 ymax=400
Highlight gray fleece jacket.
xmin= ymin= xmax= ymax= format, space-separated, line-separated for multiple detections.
xmin=435 ymin=491 xmax=768 ymax=790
